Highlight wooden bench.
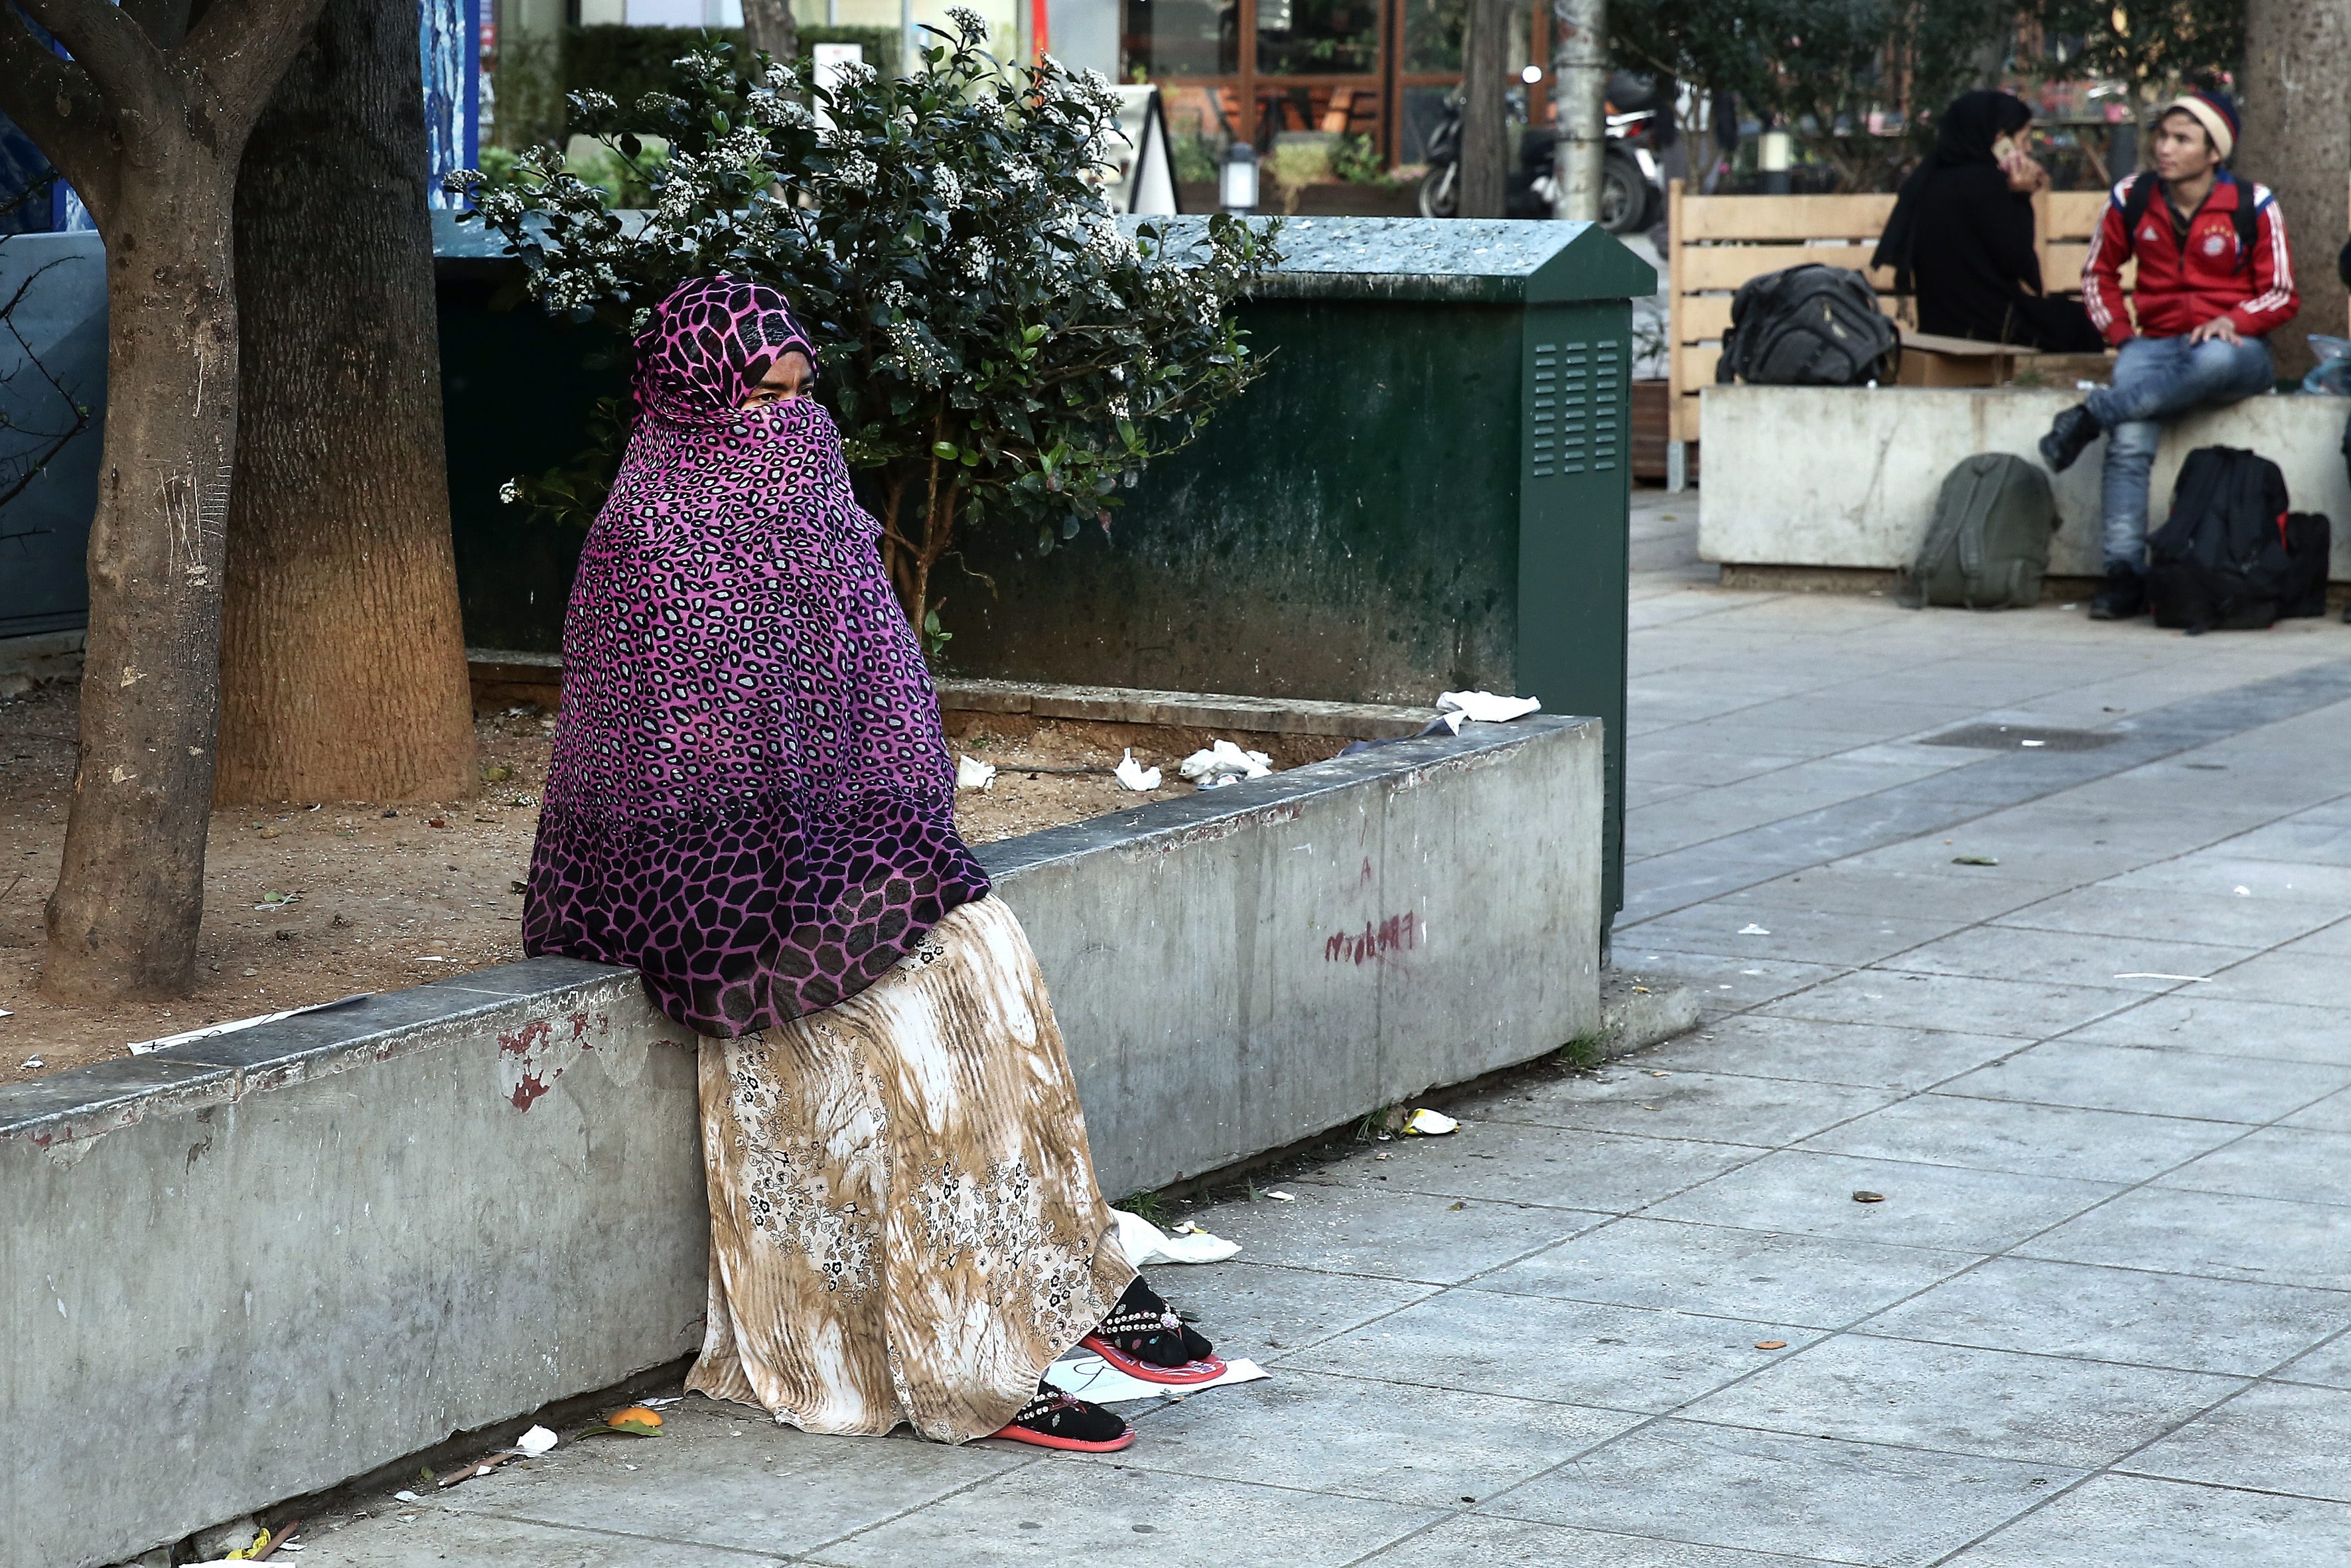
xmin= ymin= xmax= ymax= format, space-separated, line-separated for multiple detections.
xmin=1662 ymin=180 xmax=2115 ymax=488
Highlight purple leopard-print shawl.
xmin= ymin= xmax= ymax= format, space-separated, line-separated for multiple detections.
xmin=521 ymin=275 xmax=991 ymax=1036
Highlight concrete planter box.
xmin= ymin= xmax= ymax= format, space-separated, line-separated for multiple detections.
xmin=1 ymin=715 xmax=1599 ymax=1568
xmin=1699 ymin=384 xmax=2351 ymax=582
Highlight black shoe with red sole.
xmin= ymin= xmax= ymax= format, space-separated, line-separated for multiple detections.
xmin=1080 ymin=1275 xmax=1227 ymax=1386
xmin=992 ymin=1383 xmax=1136 ymax=1452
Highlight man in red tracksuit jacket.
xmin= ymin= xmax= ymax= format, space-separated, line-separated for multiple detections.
xmin=2036 ymin=89 xmax=2300 ymax=620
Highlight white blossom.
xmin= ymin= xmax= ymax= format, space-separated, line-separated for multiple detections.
xmin=947 ymin=5 xmax=989 ymax=42
xmin=931 ymin=165 xmax=965 ymax=208
xmin=825 ymin=153 xmax=877 ymax=190
xmin=832 ymin=60 xmax=876 ymax=88
xmin=962 ymin=239 xmax=994 ymax=279
xmin=498 ymin=478 xmax=522 ymax=505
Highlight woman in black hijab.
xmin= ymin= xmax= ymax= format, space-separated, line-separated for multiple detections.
xmin=1873 ymin=90 xmax=2105 ymax=351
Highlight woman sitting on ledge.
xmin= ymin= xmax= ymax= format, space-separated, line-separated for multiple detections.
xmin=520 ymin=275 xmax=1223 ymax=1453
xmin=1874 ymin=90 xmax=2107 ymax=354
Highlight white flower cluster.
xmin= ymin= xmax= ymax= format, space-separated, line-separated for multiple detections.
xmin=533 ymin=261 xmax=621 ymax=313
xmin=824 ymin=153 xmax=878 ymax=190
xmin=819 ymin=123 xmax=859 ymax=151
xmin=498 ymin=478 xmax=522 ymax=505
xmin=887 ymin=319 xmax=948 ymax=386
xmin=931 ymin=165 xmax=965 ymax=208
xmin=831 ymin=60 xmax=877 ymax=88
xmin=746 ymin=89 xmax=813 ymax=130
xmin=656 ymin=165 xmax=707 ymax=222
xmin=636 ymin=91 xmax=688 ymax=119
xmin=569 ymin=88 xmax=618 ymax=117
xmin=962 ymin=239 xmax=994 ymax=279
xmin=946 ymin=5 xmax=989 ymax=42
xmin=999 ymin=160 xmax=1039 ymax=192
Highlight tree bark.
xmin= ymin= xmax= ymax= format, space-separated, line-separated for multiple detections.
xmin=217 ymin=0 xmax=476 ymax=807
xmin=741 ymin=0 xmax=798 ymax=69
xmin=1457 ymin=0 xmax=1512 ymax=218
xmin=44 ymin=176 xmax=244 ymax=999
xmin=1551 ymin=0 xmax=1605 ymax=220
xmin=1 ymin=0 xmax=330 ymax=1001
xmin=2239 ymin=0 xmax=2351 ymax=382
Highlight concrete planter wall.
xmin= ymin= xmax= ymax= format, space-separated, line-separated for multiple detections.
xmin=1699 ymin=384 xmax=2351 ymax=582
xmin=1 ymin=715 xmax=1600 ymax=1568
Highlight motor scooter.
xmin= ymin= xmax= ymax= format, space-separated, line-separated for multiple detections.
xmin=1416 ymin=76 xmax=1662 ymax=232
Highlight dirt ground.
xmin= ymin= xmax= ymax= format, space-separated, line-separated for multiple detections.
xmin=1 ymin=684 xmax=1336 ymax=1086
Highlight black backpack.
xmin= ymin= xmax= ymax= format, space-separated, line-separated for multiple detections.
xmin=2145 ymin=446 xmax=2294 ymax=632
xmin=1714 ymin=265 xmax=1900 ymax=388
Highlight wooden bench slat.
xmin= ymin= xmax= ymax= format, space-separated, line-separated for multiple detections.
xmin=1676 ymin=192 xmax=1900 ymax=242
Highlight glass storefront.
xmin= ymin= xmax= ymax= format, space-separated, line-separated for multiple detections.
xmin=1123 ymin=0 xmax=1535 ymax=169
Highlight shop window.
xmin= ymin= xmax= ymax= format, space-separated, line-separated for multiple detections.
xmin=1255 ymin=0 xmax=1376 ymax=74
xmin=1122 ymin=0 xmax=1238 ymax=77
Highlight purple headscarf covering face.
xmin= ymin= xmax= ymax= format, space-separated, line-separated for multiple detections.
xmin=633 ymin=273 xmax=819 ymax=421
xmin=523 ymin=275 xmax=990 ymax=1036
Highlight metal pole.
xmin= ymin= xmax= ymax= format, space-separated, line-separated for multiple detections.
xmin=1551 ymin=0 xmax=1605 ymax=221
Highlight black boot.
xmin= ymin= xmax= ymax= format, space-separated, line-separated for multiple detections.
xmin=2038 ymin=403 xmax=2103 ymax=472
xmin=2089 ymin=563 xmax=2145 ymax=620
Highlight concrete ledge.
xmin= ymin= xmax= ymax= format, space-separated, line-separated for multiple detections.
xmin=0 ymin=715 xmax=1599 ymax=1568
xmin=465 ymin=654 xmax=1439 ymax=741
xmin=1699 ymin=385 xmax=2351 ymax=582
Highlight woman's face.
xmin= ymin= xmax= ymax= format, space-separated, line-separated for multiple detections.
xmin=740 ymin=350 xmax=814 ymax=407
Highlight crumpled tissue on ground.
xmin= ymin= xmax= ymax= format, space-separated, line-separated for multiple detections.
xmin=1111 ymin=1207 xmax=1241 ymax=1265
xmin=1437 ymin=690 xmax=1542 ymax=724
xmin=955 ymin=755 xmax=997 ymax=791
xmin=1114 ymin=749 xmax=1161 ymax=791
xmin=1178 ymin=739 xmax=1272 ymax=788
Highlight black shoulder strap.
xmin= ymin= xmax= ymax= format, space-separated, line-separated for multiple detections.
xmin=2120 ymin=172 xmax=2157 ymax=237
xmin=2233 ymin=183 xmax=2261 ymax=275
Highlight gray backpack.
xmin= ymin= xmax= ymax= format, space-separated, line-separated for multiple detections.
xmin=1897 ymin=453 xmax=2058 ymax=610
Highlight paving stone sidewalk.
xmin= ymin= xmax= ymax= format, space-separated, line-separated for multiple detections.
xmin=305 ymin=504 xmax=2351 ymax=1565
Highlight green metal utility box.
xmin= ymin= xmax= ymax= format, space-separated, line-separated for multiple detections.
xmin=948 ymin=217 xmax=1653 ymax=924
xmin=430 ymin=214 xmax=1650 ymax=928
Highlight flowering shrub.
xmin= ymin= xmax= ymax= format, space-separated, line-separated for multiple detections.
xmin=448 ymin=11 xmax=1279 ymax=650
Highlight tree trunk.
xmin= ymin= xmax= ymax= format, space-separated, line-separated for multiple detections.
xmin=42 ymin=173 xmax=243 ymax=1000
xmin=1551 ymin=0 xmax=1605 ymax=220
xmin=1458 ymin=0 xmax=1512 ymax=218
xmin=2240 ymin=0 xmax=2351 ymax=382
xmin=741 ymin=0 xmax=798 ymax=68
xmin=216 ymin=0 xmax=476 ymax=806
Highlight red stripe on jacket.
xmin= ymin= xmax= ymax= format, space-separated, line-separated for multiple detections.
xmin=2079 ymin=174 xmax=2301 ymax=346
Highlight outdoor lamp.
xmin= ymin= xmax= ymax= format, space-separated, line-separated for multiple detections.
xmin=1758 ymin=127 xmax=1792 ymax=194
xmin=1520 ymin=64 xmax=1543 ymax=84
xmin=1221 ymin=143 xmax=1259 ymax=213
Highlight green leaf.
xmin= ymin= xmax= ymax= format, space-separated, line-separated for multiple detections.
xmin=932 ymin=441 xmax=958 ymax=460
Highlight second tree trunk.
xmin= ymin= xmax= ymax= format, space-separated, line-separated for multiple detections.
xmin=218 ymin=0 xmax=476 ymax=806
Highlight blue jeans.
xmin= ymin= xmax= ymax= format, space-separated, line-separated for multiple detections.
xmin=2084 ymin=334 xmax=2274 ymax=570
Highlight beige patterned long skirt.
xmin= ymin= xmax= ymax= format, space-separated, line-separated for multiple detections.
xmin=685 ymin=894 xmax=1135 ymax=1442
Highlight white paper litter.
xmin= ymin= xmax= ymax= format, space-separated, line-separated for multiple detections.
xmin=955 ymin=755 xmax=997 ymax=792
xmin=1404 ymin=1108 xmax=1459 ymax=1136
xmin=1263 ymin=1190 xmax=1296 ymax=1202
xmin=392 ymin=1490 xmax=421 ymax=1502
xmin=1436 ymin=690 xmax=1541 ymax=724
xmin=1737 ymin=924 xmax=1771 ymax=936
xmin=2235 ymin=886 xmax=2252 ymax=896
xmin=1111 ymin=1207 xmax=1240 ymax=1265
xmin=1114 ymin=749 xmax=1162 ymax=792
xmin=1043 ymin=1352 xmax=1268 ymax=1404
xmin=2020 ymin=739 xmax=2046 ymax=748
xmin=516 ymin=1425 xmax=559 ymax=1455
xmin=1179 ymin=739 xmax=1272 ymax=787
xmin=21 ymin=1057 xmax=42 ymax=1070
xmin=126 ymin=993 xmax=373 ymax=1056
